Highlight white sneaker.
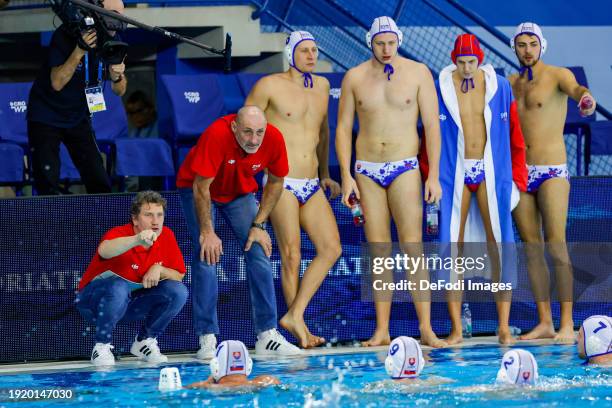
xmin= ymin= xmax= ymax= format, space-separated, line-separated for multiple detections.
xmin=130 ymin=337 xmax=168 ymax=364
xmin=91 ymin=343 xmax=115 ymax=367
xmin=255 ymin=328 xmax=303 ymax=356
xmin=196 ymin=334 xmax=217 ymax=360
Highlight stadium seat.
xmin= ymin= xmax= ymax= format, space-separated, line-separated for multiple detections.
xmin=88 ymin=84 xmax=129 ymax=178
xmin=236 ymin=73 xmax=265 ymax=99
xmin=0 ymin=82 xmax=32 ymax=146
xmin=91 ymin=84 xmax=129 ymax=143
xmin=59 ymin=143 xmax=81 ymax=182
xmin=217 ymin=74 xmax=244 ymax=113
xmin=176 ymin=145 xmax=194 ymax=171
xmin=0 ymin=142 xmax=25 ymax=184
xmin=589 ymin=120 xmax=612 ymax=155
xmin=114 ymin=138 xmax=175 ymax=190
xmin=160 ymin=74 xmax=225 ymax=144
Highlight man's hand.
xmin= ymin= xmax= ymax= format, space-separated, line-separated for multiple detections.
xmin=341 ymin=176 xmax=360 ymax=208
xmin=136 ymin=229 xmax=157 ymax=246
xmin=320 ymin=177 xmax=341 ymax=199
xmin=578 ymin=93 xmax=596 ymax=117
xmin=199 ymin=229 xmax=223 ymax=265
xmin=141 ymin=264 xmax=162 ymax=289
xmin=109 ymin=62 xmax=125 ymax=82
xmin=424 ymin=177 xmax=442 ymax=204
xmin=245 ymin=227 xmax=272 ymax=257
xmin=79 ymin=29 xmax=97 ymax=50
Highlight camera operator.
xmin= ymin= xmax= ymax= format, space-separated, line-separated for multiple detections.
xmin=27 ymin=0 xmax=127 ymax=195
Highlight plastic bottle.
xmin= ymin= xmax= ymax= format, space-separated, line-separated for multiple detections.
xmin=461 ymin=303 xmax=472 ymax=338
xmin=426 ymin=202 xmax=439 ymax=236
xmin=348 ymin=193 xmax=365 ymax=226
xmin=579 ymin=96 xmax=593 ymax=117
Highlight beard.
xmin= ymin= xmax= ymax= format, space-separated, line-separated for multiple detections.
xmin=519 ymin=55 xmax=539 ymax=67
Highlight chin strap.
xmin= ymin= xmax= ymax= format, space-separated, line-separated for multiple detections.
xmin=292 ymin=65 xmax=313 ymax=88
xmin=461 ymin=78 xmax=475 ymax=93
xmin=519 ymin=66 xmax=534 ymax=81
xmin=383 ymin=64 xmax=394 ymax=81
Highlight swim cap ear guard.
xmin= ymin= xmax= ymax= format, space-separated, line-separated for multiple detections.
xmin=210 ymin=340 xmax=253 ymax=382
xmin=496 ymin=349 xmax=538 ymax=385
xmin=384 ymin=336 xmax=425 ymax=379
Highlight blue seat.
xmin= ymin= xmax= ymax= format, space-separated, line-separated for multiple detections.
xmin=564 ymin=66 xmax=595 ymax=175
xmin=59 ymin=144 xmax=81 ymax=181
xmin=589 ymin=120 xmax=612 ymax=155
xmin=236 ymin=73 xmax=265 ymax=100
xmin=217 ymin=74 xmax=244 ymax=113
xmin=160 ymin=74 xmax=225 ymax=144
xmin=91 ymin=84 xmax=129 ymax=144
xmin=176 ymin=145 xmax=194 ymax=171
xmin=0 ymin=143 xmax=25 ymax=184
xmin=114 ymin=138 xmax=175 ymax=190
xmin=0 ymin=82 xmax=32 ymax=146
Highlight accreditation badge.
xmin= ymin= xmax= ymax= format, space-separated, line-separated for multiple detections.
xmin=85 ymin=86 xmax=107 ymax=114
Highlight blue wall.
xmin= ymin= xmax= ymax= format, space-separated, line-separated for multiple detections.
xmin=1 ymin=176 xmax=611 ymax=363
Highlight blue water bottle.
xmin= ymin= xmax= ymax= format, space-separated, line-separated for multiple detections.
xmin=426 ymin=202 xmax=439 ymax=236
xmin=461 ymin=303 xmax=472 ymax=338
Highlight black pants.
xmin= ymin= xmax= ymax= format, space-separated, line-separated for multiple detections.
xmin=27 ymin=119 xmax=111 ymax=195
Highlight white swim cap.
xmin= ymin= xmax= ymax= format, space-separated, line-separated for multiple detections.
xmin=285 ymin=31 xmax=316 ymax=68
xmin=385 ymin=336 xmax=424 ymax=379
xmin=496 ymin=349 xmax=538 ymax=385
xmin=581 ymin=315 xmax=612 ymax=360
xmin=510 ymin=22 xmax=547 ymax=55
xmin=210 ymin=340 xmax=253 ymax=382
xmin=366 ymin=16 xmax=403 ymax=49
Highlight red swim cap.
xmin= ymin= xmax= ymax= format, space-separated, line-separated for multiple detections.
xmin=451 ymin=34 xmax=484 ymax=65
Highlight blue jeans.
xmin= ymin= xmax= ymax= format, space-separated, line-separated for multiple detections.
xmin=179 ymin=188 xmax=277 ymax=336
xmin=76 ymin=277 xmax=188 ymax=343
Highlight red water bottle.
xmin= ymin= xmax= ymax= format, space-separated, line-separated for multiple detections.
xmin=348 ymin=193 xmax=365 ymax=226
xmin=579 ymin=96 xmax=593 ymax=117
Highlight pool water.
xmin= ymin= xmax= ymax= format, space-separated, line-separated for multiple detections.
xmin=0 ymin=344 xmax=610 ymax=407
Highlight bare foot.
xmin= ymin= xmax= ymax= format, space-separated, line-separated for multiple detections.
xmin=420 ymin=330 xmax=447 ymax=348
xmin=305 ymin=326 xmax=325 ymax=348
xmin=554 ymin=325 xmax=576 ymax=344
xmin=446 ymin=331 xmax=463 ymax=345
xmin=361 ymin=329 xmax=391 ymax=347
xmin=279 ymin=313 xmax=310 ymax=348
xmin=498 ymin=329 xmax=516 ymax=345
xmin=519 ymin=322 xmax=555 ymax=341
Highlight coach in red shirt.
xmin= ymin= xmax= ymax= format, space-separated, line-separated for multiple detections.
xmin=76 ymin=191 xmax=188 ymax=367
xmin=177 ymin=106 xmax=301 ymax=358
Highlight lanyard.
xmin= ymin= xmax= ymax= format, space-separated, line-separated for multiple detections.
xmin=84 ymin=52 xmax=103 ymax=87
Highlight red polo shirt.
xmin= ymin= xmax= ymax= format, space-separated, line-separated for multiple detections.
xmin=176 ymin=114 xmax=289 ymax=203
xmin=78 ymin=224 xmax=186 ymax=290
